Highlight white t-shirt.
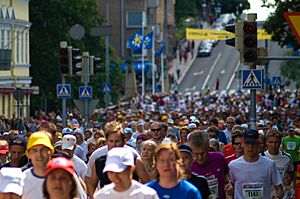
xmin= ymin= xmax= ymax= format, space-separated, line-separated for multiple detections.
xmin=72 ymin=155 xmax=88 ymax=180
xmin=263 ymin=150 xmax=294 ymax=180
xmin=263 ymin=150 xmax=294 ymax=197
xmin=86 ymin=145 xmax=140 ymax=177
xmin=22 ymin=168 xmax=45 ymax=199
xmin=229 ymin=155 xmax=283 ymax=199
xmin=93 ymin=180 xmax=159 ymax=199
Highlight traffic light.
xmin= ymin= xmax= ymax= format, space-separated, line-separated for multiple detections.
xmin=89 ymin=56 xmax=102 ymax=75
xmin=225 ymin=24 xmax=235 ymax=47
xmin=242 ymin=21 xmax=257 ymax=64
xmin=59 ymin=46 xmax=69 ymax=74
xmin=68 ymin=47 xmax=82 ymax=75
xmin=225 ymin=21 xmax=244 ymax=51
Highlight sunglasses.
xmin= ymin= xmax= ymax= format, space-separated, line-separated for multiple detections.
xmin=233 ymin=142 xmax=242 ymax=146
xmin=151 ymin=128 xmax=161 ymax=132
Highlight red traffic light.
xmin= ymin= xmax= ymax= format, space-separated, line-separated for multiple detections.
xmin=243 ymin=22 xmax=256 ymax=33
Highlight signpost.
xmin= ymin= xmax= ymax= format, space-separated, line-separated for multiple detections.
xmin=284 ymin=12 xmax=300 ymax=44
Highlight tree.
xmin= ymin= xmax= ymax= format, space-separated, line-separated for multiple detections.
xmin=263 ymin=0 xmax=300 ymax=50
xmin=29 ymin=0 xmax=122 ymax=112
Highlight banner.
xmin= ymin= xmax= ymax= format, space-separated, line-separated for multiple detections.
xmin=186 ymin=28 xmax=272 ymax=40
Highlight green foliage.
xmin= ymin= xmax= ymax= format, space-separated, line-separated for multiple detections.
xmin=221 ymin=0 xmax=250 ymax=14
xmin=280 ymin=51 xmax=300 ymax=88
xmin=263 ymin=0 xmax=300 ymax=50
xmin=29 ymin=0 xmax=122 ymax=112
xmin=175 ymin=0 xmax=199 ymax=24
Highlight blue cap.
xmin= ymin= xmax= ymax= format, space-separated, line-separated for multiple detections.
xmin=9 ymin=135 xmax=27 ymax=148
xmin=124 ymin=128 xmax=133 ymax=134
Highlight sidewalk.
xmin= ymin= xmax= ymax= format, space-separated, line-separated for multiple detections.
xmin=169 ymin=40 xmax=200 ymax=85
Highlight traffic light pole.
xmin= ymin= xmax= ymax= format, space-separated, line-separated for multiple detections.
xmin=62 ymin=75 xmax=67 ymax=127
xmin=82 ymin=52 xmax=89 ymax=127
xmin=249 ymin=64 xmax=257 ymax=130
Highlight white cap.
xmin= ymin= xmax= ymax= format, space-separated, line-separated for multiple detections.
xmin=62 ymin=135 xmax=76 ymax=150
xmin=0 ymin=167 xmax=26 ymax=196
xmin=103 ymin=147 xmax=134 ymax=173
xmin=188 ymin=123 xmax=197 ymax=129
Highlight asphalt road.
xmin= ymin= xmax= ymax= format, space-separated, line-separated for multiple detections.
xmin=178 ymin=40 xmax=291 ymax=95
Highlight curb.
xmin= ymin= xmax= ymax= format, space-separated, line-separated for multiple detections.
xmin=177 ymin=50 xmax=197 ymax=85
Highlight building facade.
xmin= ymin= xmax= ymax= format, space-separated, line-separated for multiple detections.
xmin=0 ymin=0 xmax=35 ymax=120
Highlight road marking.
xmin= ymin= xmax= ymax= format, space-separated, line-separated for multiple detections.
xmin=185 ymin=86 xmax=196 ymax=91
xmin=226 ymin=60 xmax=240 ymax=90
xmin=201 ymin=53 xmax=222 ymax=90
xmin=220 ymin=69 xmax=225 ymax=74
xmin=193 ymin=70 xmax=204 ymax=76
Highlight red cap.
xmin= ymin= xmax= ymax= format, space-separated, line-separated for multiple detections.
xmin=0 ymin=145 xmax=8 ymax=155
xmin=45 ymin=157 xmax=75 ymax=176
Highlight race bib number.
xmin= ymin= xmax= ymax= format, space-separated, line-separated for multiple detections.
xmin=207 ymin=178 xmax=218 ymax=199
xmin=242 ymin=183 xmax=263 ymax=199
xmin=287 ymin=142 xmax=296 ymax=150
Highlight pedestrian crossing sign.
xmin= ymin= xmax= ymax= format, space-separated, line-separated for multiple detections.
xmin=242 ymin=69 xmax=263 ymax=89
xmin=272 ymin=76 xmax=281 ymax=86
xmin=57 ymin=84 xmax=71 ymax=99
xmin=79 ymin=86 xmax=92 ymax=100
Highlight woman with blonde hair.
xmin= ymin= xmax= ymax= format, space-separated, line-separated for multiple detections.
xmin=141 ymin=140 xmax=158 ymax=180
xmin=147 ymin=142 xmax=202 ymax=199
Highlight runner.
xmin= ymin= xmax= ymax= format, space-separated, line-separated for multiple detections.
xmin=0 ymin=167 xmax=26 ymax=198
xmin=86 ymin=121 xmax=150 ymax=198
xmin=43 ymin=157 xmax=86 ymax=199
xmin=23 ymin=131 xmax=54 ymax=199
xmin=61 ymin=134 xmax=88 ymax=181
xmin=147 ymin=142 xmax=202 ymax=199
xmin=188 ymin=130 xmax=233 ymax=199
xmin=1 ymin=135 xmax=28 ymax=168
xmin=229 ymin=129 xmax=284 ymax=199
xmin=178 ymin=144 xmax=210 ymax=199
xmin=93 ymin=147 xmax=159 ymax=199
xmin=262 ymin=128 xmax=294 ymax=198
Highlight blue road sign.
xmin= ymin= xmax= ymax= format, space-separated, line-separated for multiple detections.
xmin=102 ymin=83 xmax=111 ymax=93
xmin=79 ymin=86 xmax=92 ymax=100
xmin=242 ymin=69 xmax=263 ymax=89
xmin=57 ymin=84 xmax=71 ymax=99
xmin=272 ymin=76 xmax=281 ymax=86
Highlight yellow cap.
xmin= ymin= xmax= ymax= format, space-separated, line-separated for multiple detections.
xmin=161 ymin=115 xmax=168 ymax=121
xmin=26 ymin=131 xmax=54 ymax=157
xmin=57 ymin=132 xmax=62 ymax=139
xmin=178 ymin=121 xmax=185 ymax=126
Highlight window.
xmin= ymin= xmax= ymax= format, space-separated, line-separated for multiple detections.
xmin=1 ymin=29 xmax=4 ymax=49
xmin=7 ymin=29 xmax=11 ymax=49
xmin=21 ymin=31 xmax=24 ymax=63
xmin=16 ymin=31 xmax=19 ymax=63
xmin=126 ymin=11 xmax=146 ymax=27
xmin=25 ymin=32 xmax=28 ymax=63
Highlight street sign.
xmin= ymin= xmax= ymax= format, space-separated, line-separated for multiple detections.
xmin=57 ymin=84 xmax=71 ymax=99
xmin=284 ymin=12 xmax=300 ymax=44
xmin=186 ymin=28 xmax=271 ymax=40
xmin=79 ymin=86 xmax=92 ymax=99
xmin=73 ymin=99 xmax=99 ymax=116
xmin=102 ymin=83 xmax=111 ymax=93
xmin=272 ymin=76 xmax=281 ymax=86
xmin=242 ymin=69 xmax=263 ymax=89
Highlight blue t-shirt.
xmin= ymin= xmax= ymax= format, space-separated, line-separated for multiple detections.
xmin=147 ymin=179 xmax=202 ymax=199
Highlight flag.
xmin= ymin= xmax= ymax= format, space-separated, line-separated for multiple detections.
xmin=143 ymin=32 xmax=153 ymax=49
xmin=155 ymin=42 xmax=164 ymax=57
xmin=128 ymin=29 xmax=143 ymax=51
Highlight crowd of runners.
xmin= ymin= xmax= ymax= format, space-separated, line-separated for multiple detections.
xmin=0 ymin=89 xmax=300 ymax=198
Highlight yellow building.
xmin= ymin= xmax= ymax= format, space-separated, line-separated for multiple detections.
xmin=0 ymin=0 xmax=36 ymax=120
